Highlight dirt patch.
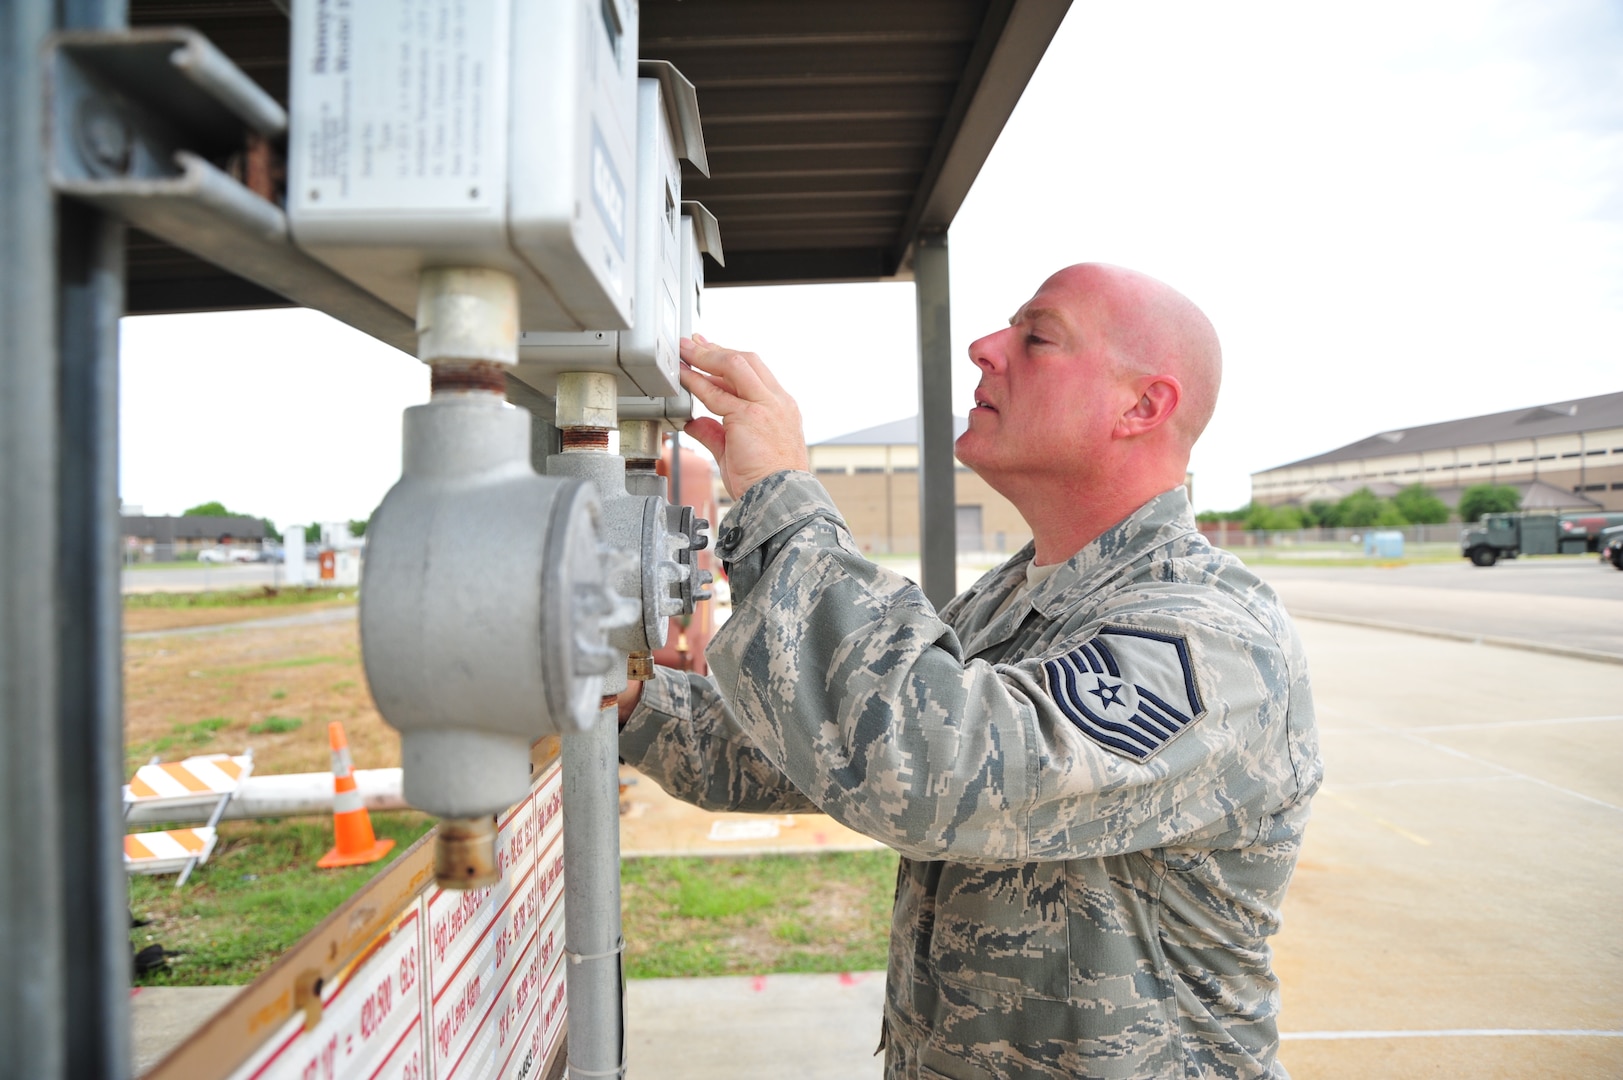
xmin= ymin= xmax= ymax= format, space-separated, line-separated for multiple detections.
xmin=124 ymin=613 xmax=397 ymax=778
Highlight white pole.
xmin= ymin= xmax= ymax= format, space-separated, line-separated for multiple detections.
xmin=283 ymin=524 xmax=306 ymax=586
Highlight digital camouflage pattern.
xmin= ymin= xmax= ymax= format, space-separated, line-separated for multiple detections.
xmin=620 ymin=471 xmax=1321 ymax=1079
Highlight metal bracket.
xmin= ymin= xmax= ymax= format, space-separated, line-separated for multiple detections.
xmin=638 ymin=60 xmax=708 ymax=177
xmin=47 ymin=28 xmax=416 ymax=354
xmin=682 ymin=200 xmax=725 ymax=267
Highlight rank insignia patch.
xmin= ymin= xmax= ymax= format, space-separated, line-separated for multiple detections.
xmin=1042 ymin=627 xmax=1206 ymax=760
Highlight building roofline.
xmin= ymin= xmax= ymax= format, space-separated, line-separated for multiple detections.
xmin=1254 ymin=390 xmax=1623 ymax=475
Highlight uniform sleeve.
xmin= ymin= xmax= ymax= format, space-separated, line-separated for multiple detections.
xmin=618 ymin=664 xmax=821 ymax=814
xmin=707 ymin=471 xmax=1309 ymax=865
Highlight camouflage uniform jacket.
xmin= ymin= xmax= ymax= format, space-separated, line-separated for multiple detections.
xmin=620 ymin=471 xmax=1321 ymax=1080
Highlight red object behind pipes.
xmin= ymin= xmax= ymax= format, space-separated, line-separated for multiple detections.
xmin=655 ymin=441 xmax=722 ymax=676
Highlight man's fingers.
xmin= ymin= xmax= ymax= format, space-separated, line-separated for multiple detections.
xmin=679 ymin=363 xmax=744 ymax=415
xmin=694 ymin=333 xmax=786 ymax=394
xmin=681 ymin=336 xmax=771 ymax=402
xmin=681 ymin=416 xmax=725 ymax=460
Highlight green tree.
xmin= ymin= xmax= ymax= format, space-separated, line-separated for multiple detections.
xmin=1392 ymin=484 xmax=1450 ymax=525
xmin=348 ymin=515 xmax=369 ymax=538
xmin=1302 ymin=500 xmax=1339 ymax=528
xmin=1244 ymin=502 xmax=1305 ymax=531
xmin=1457 ymin=484 xmax=1520 ymax=523
xmin=1374 ymin=502 xmax=1409 ymax=527
xmin=1196 ymin=505 xmax=1252 ymax=525
xmin=182 ymin=500 xmax=234 ymax=517
xmin=260 ymin=518 xmax=283 ymax=542
xmin=1335 ymin=487 xmax=1401 ymax=528
xmin=304 ymin=523 xmax=321 ymax=544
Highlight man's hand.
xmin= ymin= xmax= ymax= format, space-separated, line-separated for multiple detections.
xmin=617 ymin=681 xmax=643 ymax=729
xmin=678 ymin=334 xmax=809 ymax=500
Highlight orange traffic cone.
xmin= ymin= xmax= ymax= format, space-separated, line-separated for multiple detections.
xmin=316 ymin=721 xmax=395 ymax=869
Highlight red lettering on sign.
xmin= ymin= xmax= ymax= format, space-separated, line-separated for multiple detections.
xmin=359 ymin=974 xmax=393 ymax=1040
xmin=397 ymin=944 xmax=418 ymax=998
xmin=431 ymin=885 xmax=493 ymax=967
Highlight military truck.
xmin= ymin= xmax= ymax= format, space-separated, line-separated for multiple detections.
xmin=1461 ymin=512 xmax=1596 ymax=566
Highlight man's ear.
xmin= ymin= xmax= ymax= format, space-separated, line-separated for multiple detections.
xmin=1115 ymin=376 xmax=1181 ymax=438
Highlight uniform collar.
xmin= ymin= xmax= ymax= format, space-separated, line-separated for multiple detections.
xmin=944 ymin=487 xmax=1198 ymax=657
xmin=1029 ymin=486 xmax=1199 ymax=617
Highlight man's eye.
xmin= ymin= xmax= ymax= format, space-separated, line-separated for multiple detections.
xmin=1026 ymin=334 xmax=1048 ymax=346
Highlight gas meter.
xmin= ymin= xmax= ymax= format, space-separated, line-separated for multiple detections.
xmin=286 ymin=0 xmax=638 ymax=331
xmin=514 ymin=61 xmax=707 ymax=399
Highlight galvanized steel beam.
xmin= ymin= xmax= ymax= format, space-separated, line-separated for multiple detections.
xmin=914 ymin=229 xmax=956 ymax=609
xmin=1 ymin=1 xmax=131 ymax=1077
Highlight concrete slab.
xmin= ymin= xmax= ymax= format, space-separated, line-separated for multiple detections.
xmin=619 ymin=765 xmax=886 ymax=858
xmin=130 ymin=985 xmax=241 ymax=1076
xmin=627 ymin=971 xmax=886 ymax=1079
xmin=1273 ymin=619 xmax=1623 ymax=1078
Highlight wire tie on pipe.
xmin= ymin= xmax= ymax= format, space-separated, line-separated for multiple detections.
xmin=564 ymin=936 xmax=626 ymax=965
xmin=568 ymin=1044 xmax=629 ymax=1080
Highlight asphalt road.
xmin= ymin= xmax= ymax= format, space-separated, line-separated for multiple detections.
xmin=1251 ymin=556 xmax=1623 ymax=660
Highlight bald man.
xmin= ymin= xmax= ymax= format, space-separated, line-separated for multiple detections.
xmin=618 ymin=264 xmax=1321 ymax=1080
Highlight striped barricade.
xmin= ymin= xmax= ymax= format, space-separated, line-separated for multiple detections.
xmin=125 ymin=827 xmax=219 ymax=877
xmin=124 ymin=752 xmax=255 ymax=815
xmin=125 ymin=752 xmax=253 ymax=885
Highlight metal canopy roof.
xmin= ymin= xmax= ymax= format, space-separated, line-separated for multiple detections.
xmin=124 ymin=0 xmax=1071 ymax=314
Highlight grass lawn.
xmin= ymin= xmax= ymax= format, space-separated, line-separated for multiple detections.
xmin=621 ymin=851 xmax=898 ymax=978
xmin=130 ymin=825 xmax=898 ymax=986
xmin=129 ymin=812 xmax=435 ymax=987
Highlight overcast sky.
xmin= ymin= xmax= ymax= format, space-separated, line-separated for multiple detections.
xmin=120 ymin=0 xmax=1623 ymax=527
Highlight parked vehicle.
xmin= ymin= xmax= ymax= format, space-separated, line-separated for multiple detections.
xmin=1462 ymin=511 xmax=1623 ymax=566
xmin=1600 ymin=524 xmax=1623 ymax=571
xmin=1559 ymin=512 xmax=1623 ymax=552
xmin=197 ymin=545 xmax=260 ymax=564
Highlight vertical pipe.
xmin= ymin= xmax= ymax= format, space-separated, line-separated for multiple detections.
xmin=558 ymin=704 xmax=625 ymax=1079
xmin=2 ymin=0 xmax=129 ymax=1075
xmin=670 ymin=429 xmax=683 ymax=509
xmin=0 ymin=6 xmax=68 ymax=1073
xmin=56 ymin=187 xmax=130 ymax=1080
xmin=549 ymin=373 xmax=625 ymax=1080
xmin=914 ymin=229 xmax=956 ymax=608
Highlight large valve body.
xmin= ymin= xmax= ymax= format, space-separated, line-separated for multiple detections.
xmin=361 ymin=395 xmax=619 ymax=821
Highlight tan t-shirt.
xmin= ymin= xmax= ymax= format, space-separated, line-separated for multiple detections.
xmin=989 ymin=558 xmax=1062 ymax=623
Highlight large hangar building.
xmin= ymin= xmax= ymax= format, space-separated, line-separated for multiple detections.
xmin=1251 ymin=391 xmax=1623 ymax=514
xmin=809 ymin=415 xmax=1031 ymax=556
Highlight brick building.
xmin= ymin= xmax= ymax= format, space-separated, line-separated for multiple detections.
xmin=807 ymin=416 xmax=1031 ymax=556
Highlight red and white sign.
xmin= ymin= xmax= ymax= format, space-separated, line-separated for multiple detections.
xmin=226 ymin=761 xmax=566 ymax=1080
xmin=228 ymin=908 xmax=427 ymax=1080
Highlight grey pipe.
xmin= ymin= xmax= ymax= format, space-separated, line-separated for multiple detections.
xmin=547 ymin=381 xmax=628 ymax=1079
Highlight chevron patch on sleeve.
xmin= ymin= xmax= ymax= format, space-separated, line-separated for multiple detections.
xmin=1041 ymin=626 xmax=1206 ymax=760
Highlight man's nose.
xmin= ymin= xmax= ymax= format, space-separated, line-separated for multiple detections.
xmin=968 ymin=329 xmax=1008 ymax=373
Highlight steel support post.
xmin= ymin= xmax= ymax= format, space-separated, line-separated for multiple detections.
xmin=2 ymin=1 xmax=130 ymax=1077
xmin=914 ymin=230 xmax=957 ymax=609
